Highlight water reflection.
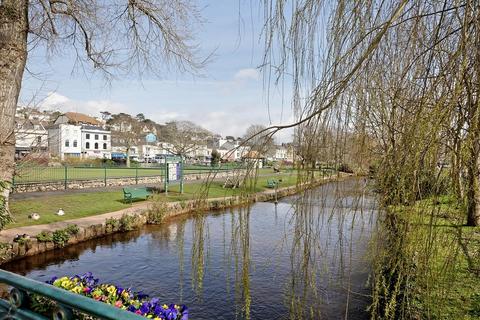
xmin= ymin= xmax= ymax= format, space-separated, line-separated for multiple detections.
xmin=3 ymin=178 xmax=377 ymax=319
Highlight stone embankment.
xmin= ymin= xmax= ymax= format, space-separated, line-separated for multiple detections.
xmin=0 ymin=176 xmax=343 ymax=264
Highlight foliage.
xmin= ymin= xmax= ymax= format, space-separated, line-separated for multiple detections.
xmin=147 ymin=197 xmax=168 ymax=224
xmin=13 ymin=235 xmax=30 ymax=246
xmin=105 ymin=217 xmax=120 ymax=230
xmin=36 ymin=231 xmax=53 ymax=242
xmin=52 ymin=229 xmax=71 ymax=247
xmin=36 ymin=225 xmax=79 ymax=246
xmin=33 ymin=273 xmax=188 ymax=319
xmin=65 ymin=224 xmax=80 ymax=235
xmin=370 ymin=197 xmax=480 ymax=319
xmin=119 ymin=214 xmax=139 ymax=231
xmin=211 ymin=149 xmax=221 ymax=167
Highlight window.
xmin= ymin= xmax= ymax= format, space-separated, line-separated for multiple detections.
xmin=86 ymin=142 xmax=90 ymax=149
xmin=103 ymin=143 xmax=107 ymax=150
xmin=86 ymin=133 xmax=90 ymax=139
xmin=37 ymin=136 xmax=42 ymax=143
xmin=94 ymin=143 xmax=98 ymax=150
xmin=65 ymin=140 xmax=69 ymax=147
xmin=103 ymin=135 xmax=107 ymax=140
xmin=73 ymin=140 xmax=78 ymax=147
xmin=94 ymin=134 xmax=99 ymax=140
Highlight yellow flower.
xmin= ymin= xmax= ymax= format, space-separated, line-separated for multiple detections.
xmin=106 ymin=285 xmax=117 ymax=295
xmin=71 ymin=286 xmax=83 ymax=294
xmin=163 ymin=304 xmax=168 ymax=309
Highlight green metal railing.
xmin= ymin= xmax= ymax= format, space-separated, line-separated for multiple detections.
xmin=12 ymin=165 xmax=246 ymax=190
xmin=0 ymin=270 xmax=145 ymax=320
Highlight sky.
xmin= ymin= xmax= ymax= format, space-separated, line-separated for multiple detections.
xmin=20 ymin=1 xmax=295 ymax=142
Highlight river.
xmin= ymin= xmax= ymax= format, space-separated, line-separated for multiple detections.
xmin=4 ymin=178 xmax=379 ymax=319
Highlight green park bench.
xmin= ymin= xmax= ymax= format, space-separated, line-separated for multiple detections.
xmin=123 ymin=187 xmax=152 ymax=203
xmin=266 ymin=179 xmax=278 ymax=188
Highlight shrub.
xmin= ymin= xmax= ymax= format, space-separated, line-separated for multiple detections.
xmin=119 ymin=214 xmax=138 ymax=231
xmin=147 ymin=197 xmax=167 ymax=224
xmin=36 ymin=231 xmax=53 ymax=242
xmin=52 ymin=230 xmax=70 ymax=247
xmin=105 ymin=217 xmax=120 ymax=231
xmin=65 ymin=224 xmax=80 ymax=235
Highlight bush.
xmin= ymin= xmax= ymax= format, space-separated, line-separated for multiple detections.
xmin=52 ymin=229 xmax=70 ymax=247
xmin=65 ymin=224 xmax=80 ymax=235
xmin=36 ymin=231 xmax=53 ymax=242
xmin=147 ymin=197 xmax=167 ymax=224
xmin=105 ymin=217 xmax=120 ymax=230
xmin=119 ymin=214 xmax=138 ymax=231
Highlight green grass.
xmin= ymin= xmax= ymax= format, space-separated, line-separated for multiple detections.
xmin=379 ymin=196 xmax=480 ymax=319
xmin=13 ymin=165 xmax=326 ymax=184
xmin=14 ymin=167 xmax=165 ymax=183
xmin=8 ymin=171 xmax=301 ymax=229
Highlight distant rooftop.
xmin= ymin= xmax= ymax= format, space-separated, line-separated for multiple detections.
xmin=63 ymin=112 xmax=101 ymax=126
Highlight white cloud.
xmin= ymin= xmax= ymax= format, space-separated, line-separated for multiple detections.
xmin=37 ymin=92 xmax=128 ymax=117
xmin=233 ymin=68 xmax=260 ymax=82
xmin=39 ymin=92 xmax=70 ymax=110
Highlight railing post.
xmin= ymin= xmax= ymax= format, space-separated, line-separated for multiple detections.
xmin=180 ymin=157 xmax=184 ymax=194
xmin=64 ymin=166 xmax=68 ymax=190
xmin=164 ymin=161 xmax=168 ymax=195
xmin=104 ymin=167 xmax=107 ymax=187
xmin=135 ymin=167 xmax=138 ymax=185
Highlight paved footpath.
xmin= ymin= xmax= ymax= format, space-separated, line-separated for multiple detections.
xmin=0 ymin=201 xmax=151 ymax=243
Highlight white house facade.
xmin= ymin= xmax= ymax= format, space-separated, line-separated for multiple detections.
xmin=81 ymin=126 xmax=112 ymax=159
xmin=48 ymin=112 xmax=112 ymax=160
xmin=48 ymin=124 xmax=82 ymax=160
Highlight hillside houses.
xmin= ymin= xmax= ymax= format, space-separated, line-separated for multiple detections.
xmin=14 ymin=110 xmax=293 ymax=165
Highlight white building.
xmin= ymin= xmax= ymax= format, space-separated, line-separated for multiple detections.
xmin=15 ymin=118 xmax=48 ymax=158
xmin=274 ymin=146 xmax=288 ymax=161
xmin=48 ymin=124 xmax=82 ymax=160
xmin=49 ymin=112 xmax=112 ymax=160
xmin=81 ymin=126 xmax=112 ymax=159
xmin=138 ymin=144 xmax=162 ymax=161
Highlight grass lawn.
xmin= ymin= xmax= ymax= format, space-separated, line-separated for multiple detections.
xmin=380 ymin=196 xmax=480 ymax=319
xmin=13 ymin=165 xmax=245 ymax=184
xmin=14 ymin=167 xmax=165 ymax=184
xmin=13 ymin=165 xmax=325 ymax=184
xmin=8 ymin=171 xmax=301 ymax=229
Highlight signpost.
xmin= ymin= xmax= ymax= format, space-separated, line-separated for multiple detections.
xmin=164 ymin=155 xmax=183 ymax=195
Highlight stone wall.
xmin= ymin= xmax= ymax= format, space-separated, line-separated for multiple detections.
xmin=13 ymin=170 xmax=244 ymax=193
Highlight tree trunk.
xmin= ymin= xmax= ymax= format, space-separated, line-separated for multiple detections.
xmin=126 ymin=147 xmax=131 ymax=168
xmin=466 ymin=4 xmax=480 ymax=227
xmin=466 ymin=150 xmax=480 ymax=226
xmin=0 ymin=0 xmax=28 ymax=228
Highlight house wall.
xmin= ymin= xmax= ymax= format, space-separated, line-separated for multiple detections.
xmin=59 ymin=124 xmax=82 ymax=159
xmin=81 ymin=128 xmax=111 ymax=159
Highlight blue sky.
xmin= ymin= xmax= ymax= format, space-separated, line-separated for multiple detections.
xmin=20 ymin=0 xmax=294 ymax=142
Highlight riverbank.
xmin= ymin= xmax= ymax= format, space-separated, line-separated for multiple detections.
xmin=7 ymin=170 xmax=300 ymax=228
xmin=370 ymin=195 xmax=480 ymax=319
xmin=0 ymin=174 xmax=346 ymax=264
